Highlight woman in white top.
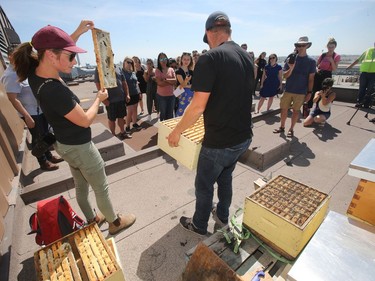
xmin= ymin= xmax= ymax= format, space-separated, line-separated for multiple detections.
xmin=303 ymin=78 xmax=336 ymax=126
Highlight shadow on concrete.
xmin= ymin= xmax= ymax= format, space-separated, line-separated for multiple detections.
xmin=162 ymin=154 xmax=180 ymax=171
xmin=135 ymin=225 xmax=204 ymax=281
xmin=92 ymin=130 xmax=113 ymax=143
xmin=17 ymin=256 xmax=36 ymax=281
xmin=283 ymin=141 xmax=315 ymax=167
xmin=264 ymin=114 xmax=281 ymax=126
xmin=19 ymin=167 xmax=44 ymax=187
xmin=312 ymin=123 xmax=342 ymax=142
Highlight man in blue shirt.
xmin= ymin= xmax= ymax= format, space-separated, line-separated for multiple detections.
xmin=273 ymin=36 xmax=316 ymax=137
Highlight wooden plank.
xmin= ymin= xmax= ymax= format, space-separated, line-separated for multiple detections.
xmin=68 ymin=252 xmax=82 ymax=281
xmin=91 ymin=28 xmax=116 ymax=89
xmin=182 ymin=243 xmax=242 ymax=281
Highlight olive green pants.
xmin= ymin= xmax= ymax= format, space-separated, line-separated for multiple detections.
xmin=54 ymin=141 xmax=117 ymax=222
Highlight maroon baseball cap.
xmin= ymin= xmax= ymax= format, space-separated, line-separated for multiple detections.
xmin=31 ymin=25 xmax=86 ymax=53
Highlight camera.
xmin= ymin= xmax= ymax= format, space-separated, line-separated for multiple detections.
xmin=31 ymin=133 xmax=56 ymax=158
xmin=285 ymin=50 xmax=298 ymax=65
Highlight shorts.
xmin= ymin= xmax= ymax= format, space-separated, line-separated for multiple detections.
xmin=126 ymin=94 xmax=139 ymax=106
xmin=280 ymin=92 xmax=305 ymax=111
xmin=106 ymin=101 xmax=126 ymax=121
xmin=310 ymin=108 xmax=331 ymax=119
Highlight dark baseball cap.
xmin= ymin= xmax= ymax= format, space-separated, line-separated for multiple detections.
xmin=203 ymin=11 xmax=231 ymax=43
xmin=31 ymin=25 xmax=86 ymax=53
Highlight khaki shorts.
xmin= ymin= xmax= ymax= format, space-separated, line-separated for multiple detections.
xmin=280 ymin=92 xmax=305 ymax=111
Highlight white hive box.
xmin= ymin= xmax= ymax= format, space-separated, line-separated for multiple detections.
xmin=158 ymin=116 xmax=204 ymax=170
xmin=243 ymin=175 xmax=330 ymax=260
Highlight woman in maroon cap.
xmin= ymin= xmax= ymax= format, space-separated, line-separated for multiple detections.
xmin=12 ymin=20 xmax=136 ymax=235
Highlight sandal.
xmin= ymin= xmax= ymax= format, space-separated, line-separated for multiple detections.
xmin=287 ymin=130 xmax=294 ymax=138
xmin=273 ymin=127 xmax=285 ymax=133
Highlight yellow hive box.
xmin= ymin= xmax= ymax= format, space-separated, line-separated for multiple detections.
xmin=243 ymin=175 xmax=330 ymax=260
xmin=158 ymin=116 xmax=204 ymax=170
xmin=347 ymin=179 xmax=375 ymax=226
xmin=34 ymin=223 xmax=125 ymax=281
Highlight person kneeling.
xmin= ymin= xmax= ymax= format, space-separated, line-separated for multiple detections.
xmin=303 ymin=78 xmax=336 ymax=127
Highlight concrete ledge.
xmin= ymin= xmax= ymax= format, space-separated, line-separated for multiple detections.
xmin=240 ymin=140 xmax=292 ymax=171
xmin=91 ymin=123 xmax=125 ymax=161
xmin=20 ymin=146 xmax=164 ymax=204
xmin=332 ymin=86 xmax=357 ymax=103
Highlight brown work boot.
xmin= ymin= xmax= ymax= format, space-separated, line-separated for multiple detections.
xmin=108 ymin=213 xmax=136 ymax=235
xmin=48 ymin=155 xmax=64 ymax=164
xmin=40 ymin=160 xmax=59 ymax=171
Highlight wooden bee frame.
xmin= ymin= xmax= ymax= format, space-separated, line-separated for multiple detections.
xmin=92 ymin=28 xmax=116 ymax=89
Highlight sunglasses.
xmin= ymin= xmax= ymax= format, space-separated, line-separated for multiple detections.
xmin=182 ymin=52 xmax=191 ymax=56
xmin=159 ymin=57 xmax=168 ymax=62
xmin=269 ymin=56 xmax=276 ymax=59
xmin=296 ymin=44 xmax=307 ymax=48
xmin=61 ymin=51 xmax=76 ymax=62
xmin=126 ymin=61 xmax=133 ymax=64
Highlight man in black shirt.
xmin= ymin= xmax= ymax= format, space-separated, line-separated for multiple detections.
xmin=168 ymin=11 xmax=254 ymax=235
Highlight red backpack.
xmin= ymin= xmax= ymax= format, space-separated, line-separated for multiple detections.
xmin=28 ymin=195 xmax=85 ymax=246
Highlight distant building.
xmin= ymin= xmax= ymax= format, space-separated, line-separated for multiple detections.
xmin=0 ymin=5 xmax=21 ymax=68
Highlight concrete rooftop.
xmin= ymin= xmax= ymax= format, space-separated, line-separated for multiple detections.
xmin=1 ymin=81 xmax=375 ymax=281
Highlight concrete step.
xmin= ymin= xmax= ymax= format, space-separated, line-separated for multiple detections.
xmin=240 ymin=101 xmax=352 ymax=171
xmin=20 ymin=123 xmax=138 ymax=204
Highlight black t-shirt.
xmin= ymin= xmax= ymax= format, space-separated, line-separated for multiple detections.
xmin=136 ymin=68 xmax=147 ymax=93
xmin=175 ymin=68 xmax=194 ymax=87
xmin=28 ymin=72 xmax=91 ymax=145
xmin=192 ymin=41 xmax=254 ymax=148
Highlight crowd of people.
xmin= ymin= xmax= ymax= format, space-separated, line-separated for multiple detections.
xmin=1 ymin=10 xmax=373 ymax=239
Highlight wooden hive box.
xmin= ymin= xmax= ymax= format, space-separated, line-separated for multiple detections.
xmin=347 ymin=179 xmax=375 ymax=226
xmin=157 ymin=116 xmax=204 ymax=170
xmin=243 ymin=175 xmax=330 ymax=260
xmin=34 ymin=223 xmax=125 ymax=281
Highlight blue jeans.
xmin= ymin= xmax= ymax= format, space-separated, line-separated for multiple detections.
xmin=192 ymin=138 xmax=251 ymax=231
xmin=358 ymin=72 xmax=375 ymax=105
xmin=157 ymin=94 xmax=175 ymax=121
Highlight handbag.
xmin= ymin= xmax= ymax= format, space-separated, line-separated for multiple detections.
xmin=31 ymin=79 xmax=56 ymax=157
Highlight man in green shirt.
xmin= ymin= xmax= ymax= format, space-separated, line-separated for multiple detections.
xmin=347 ymin=44 xmax=375 ymax=108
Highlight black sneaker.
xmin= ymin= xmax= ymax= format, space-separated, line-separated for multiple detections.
xmin=179 ymin=216 xmax=207 ymax=236
xmin=121 ymin=132 xmax=132 ymax=139
xmin=133 ymin=123 xmax=141 ymax=130
xmin=116 ymin=133 xmax=125 ymax=140
xmin=125 ymin=126 xmax=131 ymax=133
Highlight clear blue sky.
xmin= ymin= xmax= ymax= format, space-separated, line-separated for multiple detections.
xmin=2 ymin=0 xmax=374 ymax=65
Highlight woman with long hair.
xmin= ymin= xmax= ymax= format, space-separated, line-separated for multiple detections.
xmin=12 ymin=21 xmax=135 ymax=235
xmin=254 ymin=51 xmax=267 ymax=93
xmin=155 ymin=52 xmax=176 ymax=121
xmin=132 ymin=56 xmax=147 ymax=116
xmin=143 ymin=58 xmax=157 ymax=121
xmin=175 ymin=52 xmax=194 ymax=116
xmin=122 ymin=57 xmax=141 ymax=132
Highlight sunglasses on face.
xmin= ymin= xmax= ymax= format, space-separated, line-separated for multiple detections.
xmin=126 ymin=61 xmax=133 ymax=64
xmin=269 ymin=57 xmax=276 ymax=59
xmin=61 ymin=51 xmax=76 ymax=62
xmin=296 ymin=44 xmax=307 ymax=48
xmin=159 ymin=57 xmax=168 ymax=62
